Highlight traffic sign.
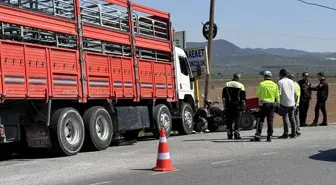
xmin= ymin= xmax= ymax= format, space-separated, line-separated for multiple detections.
xmin=202 ymin=21 xmax=217 ymax=40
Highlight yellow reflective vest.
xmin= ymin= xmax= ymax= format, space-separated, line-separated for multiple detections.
xmin=256 ymin=80 xmax=280 ymax=104
xmin=295 ymin=82 xmax=301 ymax=106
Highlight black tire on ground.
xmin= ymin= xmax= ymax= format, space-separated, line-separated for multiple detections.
xmin=240 ymin=113 xmax=254 ymax=130
xmin=83 ymin=106 xmax=113 ymax=151
xmin=152 ymin=104 xmax=172 ymax=139
xmin=0 ymin=144 xmax=14 ymax=161
xmin=194 ymin=117 xmax=208 ymax=133
xmin=178 ymin=103 xmax=194 ymax=135
xmin=49 ymin=108 xmax=85 ymax=156
xmin=123 ymin=130 xmax=140 ymax=141
xmin=208 ymin=124 xmax=219 ymax=132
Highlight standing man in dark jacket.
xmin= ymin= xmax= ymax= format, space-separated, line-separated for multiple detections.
xmin=297 ymin=72 xmax=312 ymax=127
xmin=310 ymin=72 xmax=329 ymax=126
xmin=222 ymin=72 xmax=246 ymax=140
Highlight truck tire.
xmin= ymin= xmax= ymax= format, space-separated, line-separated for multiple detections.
xmin=178 ymin=103 xmax=194 ymax=135
xmin=152 ymin=104 xmax=172 ymax=138
xmin=49 ymin=108 xmax=85 ymax=156
xmin=83 ymin=106 xmax=113 ymax=151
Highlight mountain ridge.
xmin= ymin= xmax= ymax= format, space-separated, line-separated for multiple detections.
xmin=186 ymin=39 xmax=335 ymax=76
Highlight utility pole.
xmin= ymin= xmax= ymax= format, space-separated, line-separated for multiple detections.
xmin=204 ymin=0 xmax=215 ymax=105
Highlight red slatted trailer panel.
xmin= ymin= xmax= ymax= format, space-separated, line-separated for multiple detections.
xmin=85 ymin=52 xmax=112 ymax=99
xmin=134 ymin=36 xmax=171 ymax=53
xmin=0 ymin=41 xmax=81 ymax=100
xmin=110 ymin=56 xmax=136 ymax=99
xmin=0 ymin=4 xmax=77 ymax=35
xmin=153 ymin=62 xmax=175 ymax=100
xmin=49 ymin=49 xmax=81 ymax=99
xmin=0 ymin=42 xmax=26 ymax=98
xmin=82 ymin=24 xmax=131 ymax=46
xmin=138 ymin=59 xmax=175 ymax=100
xmin=25 ymin=46 xmax=49 ymax=98
xmin=138 ymin=59 xmax=153 ymax=98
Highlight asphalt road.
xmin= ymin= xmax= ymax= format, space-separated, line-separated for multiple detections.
xmin=1 ymin=125 xmax=336 ymax=185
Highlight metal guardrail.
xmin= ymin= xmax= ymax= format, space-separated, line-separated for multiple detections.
xmin=0 ymin=22 xmax=77 ymax=48
xmin=0 ymin=0 xmax=75 ymax=19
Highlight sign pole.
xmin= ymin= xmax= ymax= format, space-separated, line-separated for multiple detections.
xmin=204 ymin=0 xmax=215 ymax=105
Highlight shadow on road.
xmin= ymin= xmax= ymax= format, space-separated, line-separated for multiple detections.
xmin=309 ymin=149 xmax=336 ymax=162
xmin=130 ymin=168 xmax=153 ymax=172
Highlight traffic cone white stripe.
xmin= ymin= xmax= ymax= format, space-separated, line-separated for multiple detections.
xmin=159 ymin=137 xmax=167 ymax=143
xmin=157 ymin=152 xmax=170 ymax=160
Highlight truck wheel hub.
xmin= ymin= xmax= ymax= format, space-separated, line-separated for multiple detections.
xmin=160 ymin=113 xmax=171 ymax=130
xmin=64 ymin=118 xmax=80 ymax=145
xmin=95 ymin=116 xmax=108 ymax=140
xmin=184 ymin=110 xmax=193 ymax=128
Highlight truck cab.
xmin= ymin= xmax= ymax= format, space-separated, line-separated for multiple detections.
xmin=174 ymin=47 xmax=195 ymax=103
xmin=168 ymin=47 xmax=196 ymax=136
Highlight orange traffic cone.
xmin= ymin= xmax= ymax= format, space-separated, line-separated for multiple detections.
xmin=152 ymin=128 xmax=176 ymax=171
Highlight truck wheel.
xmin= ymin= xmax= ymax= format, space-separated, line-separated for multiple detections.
xmin=50 ymin=108 xmax=85 ymax=156
xmin=178 ymin=103 xmax=194 ymax=135
xmin=83 ymin=106 xmax=113 ymax=151
xmin=152 ymin=104 xmax=172 ymax=138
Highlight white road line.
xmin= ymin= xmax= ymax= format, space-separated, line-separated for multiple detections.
xmin=150 ymin=169 xmax=179 ymax=175
xmin=89 ymin=181 xmax=112 ymax=185
xmin=211 ymin=159 xmax=234 ymax=165
xmin=262 ymin=152 xmax=278 ymax=156
xmin=308 ymin=145 xmax=320 ymax=148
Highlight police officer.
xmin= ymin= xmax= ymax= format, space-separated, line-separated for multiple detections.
xmin=310 ymin=72 xmax=329 ymax=126
xmin=287 ymin=73 xmax=301 ymax=136
xmin=251 ymin=71 xmax=279 ymax=142
xmin=297 ymin=72 xmax=312 ymax=127
xmin=222 ymin=72 xmax=246 ymax=140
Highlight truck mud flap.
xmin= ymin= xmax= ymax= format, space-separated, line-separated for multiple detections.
xmin=24 ymin=125 xmax=51 ymax=148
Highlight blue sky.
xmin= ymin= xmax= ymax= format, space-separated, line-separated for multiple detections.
xmin=132 ymin=0 xmax=336 ymax=52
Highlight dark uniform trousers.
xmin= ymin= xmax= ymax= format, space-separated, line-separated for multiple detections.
xmin=299 ymin=100 xmax=310 ymax=125
xmin=226 ymin=102 xmax=242 ymax=134
xmin=314 ymin=101 xmax=327 ymax=124
xmin=255 ymin=103 xmax=275 ymax=137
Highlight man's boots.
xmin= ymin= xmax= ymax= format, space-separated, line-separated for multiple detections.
xmin=250 ymin=136 xmax=261 ymax=142
xmin=234 ymin=131 xmax=241 ymax=140
xmin=227 ymin=132 xmax=233 ymax=140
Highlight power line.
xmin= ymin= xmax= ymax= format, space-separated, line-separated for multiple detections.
xmin=295 ymin=0 xmax=336 ymax=11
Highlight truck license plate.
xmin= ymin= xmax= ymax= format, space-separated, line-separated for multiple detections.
xmin=25 ymin=126 xmax=51 ymax=148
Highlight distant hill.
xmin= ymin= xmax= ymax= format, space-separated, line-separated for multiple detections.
xmin=186 ymin=39 xmax=335 ymax=76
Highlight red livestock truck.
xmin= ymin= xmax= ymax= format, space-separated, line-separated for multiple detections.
xmin=0 ymin=0 xmax=196 ymax=158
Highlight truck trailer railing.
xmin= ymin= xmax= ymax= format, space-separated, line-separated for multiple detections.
xmin=80 ymin=0 xmax=129 ymax=32
xmin=0 ymin=21 xmax=77 ymax=48
xmin=0 ymin=0 xmax=75 ymax=19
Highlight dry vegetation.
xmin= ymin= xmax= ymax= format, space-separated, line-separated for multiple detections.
xmin=198 ymin=77 xmax=336 ymax=127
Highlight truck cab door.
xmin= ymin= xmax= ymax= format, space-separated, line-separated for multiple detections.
xmin=177 ymin=56 xmax=194 ymax=98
